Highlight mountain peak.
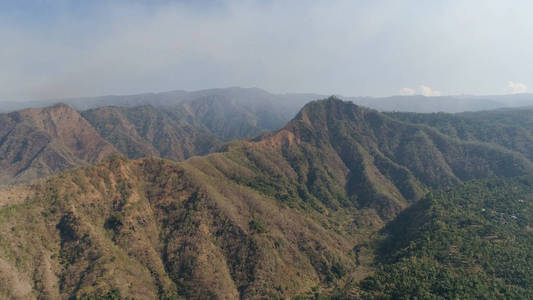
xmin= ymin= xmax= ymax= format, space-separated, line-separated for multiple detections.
xmin=252 ymin=96 xmax=533 ymax=218
xmin=287 ymin=96 xmax=369 ymax=136
xmin=298 ymin=96 xmax=367 ymax=118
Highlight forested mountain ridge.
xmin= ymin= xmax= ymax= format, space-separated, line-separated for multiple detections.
xmin=255 ymin=98 xmax=533 ymax=214
xmin=2 ymin=98 xmax=533 ymax=298
xmin=388 ymin=108 xmax=533 ymax=161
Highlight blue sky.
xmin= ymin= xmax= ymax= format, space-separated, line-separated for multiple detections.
xmin=1 ymin=0 xmax=532 ymax=101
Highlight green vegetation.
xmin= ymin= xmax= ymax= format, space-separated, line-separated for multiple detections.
xmin=79 ymin=289 xmax=128 ymax=300
xmin=388 ymin=108 xmax=533 ymax=162
xmin=359 ymin=175 xmax=533 ymax=299
xmin=248 ymin=219 xmax=267 ymax=233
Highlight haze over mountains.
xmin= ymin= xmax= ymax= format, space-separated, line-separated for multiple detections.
xmin=2 ymin=96 xmax=533 ymax=298
xmin=0 ymin=88 xmax=314 ymax=115
xmin=349 ymin=93 xmax=533 ymax=113
xmin=4 ymin=87 xmax=533 ymax=115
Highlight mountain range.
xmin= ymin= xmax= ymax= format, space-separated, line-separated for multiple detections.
xmin=0 ymin=89 xmax=312 ymax=187
xmin=4 ymin=87 xmax=533 ymax=115
xmin=2 ymin=97 xmax=533 ymax=298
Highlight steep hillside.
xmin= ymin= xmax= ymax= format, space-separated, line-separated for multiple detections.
xmin=359 ymin=175 xmax=533 ymax=299
xmin=0 ymin=104 xmax=118 ymax=186
xmin=0 ymin=155 xmax=372 ymax=299
xmin=81 ymin=105 xmax=221 ymax=161
xmin=2 ymin=98 xmax=533 ymax=299
xmin=233 ymin=98 xmax=533 ymax=217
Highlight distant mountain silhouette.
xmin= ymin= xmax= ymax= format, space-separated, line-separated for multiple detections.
xmin=4 ymin=87 xmax=533 ymax=114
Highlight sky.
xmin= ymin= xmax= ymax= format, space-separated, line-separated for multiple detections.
xmin=1 ymin=0 xmax=532 ymax=101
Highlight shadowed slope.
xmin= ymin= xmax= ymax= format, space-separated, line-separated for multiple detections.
xmin=82 ymin=105 xmax=221 ymax=161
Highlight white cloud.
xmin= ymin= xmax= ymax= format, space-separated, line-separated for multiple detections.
xmin=419 ymin=85 xmax=441 ymax=97
xmin=506 ymin=81 xmax=528 ymax=94
xmin=400 ymin=85 xmax=441 ymax=97
xmin=399 ymin=87 xmax=416 ymax=95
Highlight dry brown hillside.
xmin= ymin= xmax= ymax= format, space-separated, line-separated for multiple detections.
xmin=0 ymin=155 xmax=375 ymax=299
xmin=0 ymin=104 xmax=118 ymax=186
